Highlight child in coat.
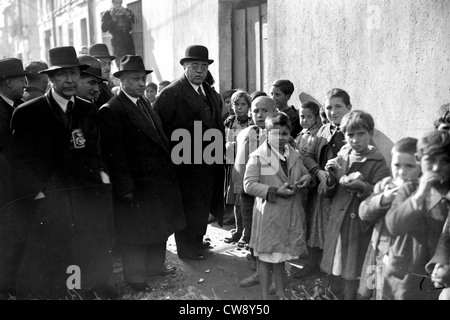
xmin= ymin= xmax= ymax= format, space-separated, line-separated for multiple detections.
xmin=299 ymin=88 xmax=352 ymax=278
xmin=295 ymin=101 xmax=323 ymax=156
xmin=244 ymin=112 xmax=311 ymax=300
xmin=224 ymin=90 xmax=253 ymax=246
xmin=385 ymin=130 xmax=450 ymax=300
xmin=321 ymin=110 xmax=391 ymax=300
xmin=232 ymin=96 xmax=277 ymax=288
xmin=358 ymin=137 xmax=421 ymax=300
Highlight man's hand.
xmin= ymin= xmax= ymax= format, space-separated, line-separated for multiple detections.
xmin=100 ymin=170 xmax=111 ymax=184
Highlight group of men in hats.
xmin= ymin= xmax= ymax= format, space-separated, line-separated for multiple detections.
xmin=0 ymin=43 xmax=224 ymax=299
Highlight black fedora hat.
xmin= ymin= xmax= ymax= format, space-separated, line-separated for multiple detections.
xmin=39 ymin=46 xmax=89 ymax=74
xmin=0 ymin=58 xmax=31 ymax=79
xmin=179 ymin=45 xmax=214 ymax=66
xmin=78 ymin=55 xmax=108 ymax=81
xmin=113 ymin=55 xmax=153 ymax=78
xmin=88 ymin=44 xmax=116 ymax=61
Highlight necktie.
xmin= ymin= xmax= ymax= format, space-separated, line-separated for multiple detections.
xmin=198 ymin=87 xmax=208 ymax=103
xmin=67 ymin=101 xmax=74 ymax=117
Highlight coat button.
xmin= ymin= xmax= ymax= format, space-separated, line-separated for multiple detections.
xmin=350 ymin=213 xmax=356 ymax=219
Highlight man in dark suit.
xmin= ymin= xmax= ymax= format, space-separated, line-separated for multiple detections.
xmin=0 ymin=58 xmax=30 ymax=154
xmin=7 ymin=46 xmax=116 ymax=300
xmin=101 ymin=0 xmax=136 ymax=65
xmin=99 ymin=55 xmax=186 ymax=292
xmin=153 ymin=45 xmax=225 ymax=261
xmin=88 ymin=43 xmax=116 ymax=108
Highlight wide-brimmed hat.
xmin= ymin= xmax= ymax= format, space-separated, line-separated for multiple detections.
xmin=179 ymin=45 xmax=214 ymax=66
xmin=88 ymin=44 xmax=116 ymax=61
xmin=78 ymin=55 xmax=108 ymax=81
xmin=0 ymin=58 xmax=31 ymax=79
xmin=39 ymin=46 xmax=89 ymax=74
xmin=113 ymin=55 xmax=153 ymax=78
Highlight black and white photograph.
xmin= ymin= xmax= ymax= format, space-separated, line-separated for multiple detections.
xmin=0 ymin=0 xmax=449 ymax=305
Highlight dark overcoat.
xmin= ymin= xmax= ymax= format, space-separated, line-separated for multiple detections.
xmin=99 ymin=92 xmax=186 ymax=245
xmin=0 ymin=97 xmax=14 ymax=154
xmin=7 ymin=92 xmax=114 ymax=299
xmin=153 ymin=74 xmax=225 ymax=232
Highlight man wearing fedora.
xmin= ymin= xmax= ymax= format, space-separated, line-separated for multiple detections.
xmin=0 ymin=58 xmax=30 ymax=154
xmin=23 ymin=60 xmax=50 ymax=102
xmin=99 ymin=55 xmax=186 ymax=292
xmin=89 ymin=43 xmax=116 ymax=108
xmin=153 ymin=45 xmax=225 ymax=261
xmin=7 ymin=46 xmax=116 ymax=299
xmin=76 ymin=55 xmax=109 ymax=105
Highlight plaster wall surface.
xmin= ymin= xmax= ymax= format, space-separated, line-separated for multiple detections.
xmin=267 ymin=0 xmax=450 ymax=144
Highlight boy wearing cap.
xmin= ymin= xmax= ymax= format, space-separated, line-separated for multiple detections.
xmin=8 ymin=46 xmax=115 ymax=300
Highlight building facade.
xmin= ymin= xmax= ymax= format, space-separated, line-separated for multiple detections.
xmin=2 ymin=0 xmax=448 ymax=143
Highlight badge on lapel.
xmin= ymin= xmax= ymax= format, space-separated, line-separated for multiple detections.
xmin=71 ymin=129 xmax=86 ymax=149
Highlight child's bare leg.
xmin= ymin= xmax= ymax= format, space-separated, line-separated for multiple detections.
xmin=273 ymin=262 xmax=287 ymax=300
xmin=258 ymin=260 xmax=272 ymax=300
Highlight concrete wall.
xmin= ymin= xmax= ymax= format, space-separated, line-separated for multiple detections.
xmin=141 ymin=0 xmax=222 ymax=89
xmin=267 ymin=0 xmax=450 ymax=145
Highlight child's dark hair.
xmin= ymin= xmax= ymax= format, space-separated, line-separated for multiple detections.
xmin=145 ymin=82 xmax=157 ymax=91
xmin=392 ymin=137 xmax=418 ymax=155
xmin=231 ymin=90 xmax=251 ymax=108
xmin=250 ymin=91 xmax=267 ymax=101
xmin=340 ymin=110 xmax=375 ymax=134
xmin=325 ymin=88 xmax=351 ymax=106
xmin=265 ymin=112 xmax=292 ymax=131
xmin=434 ymin=103 xmax=450 ymax=129
xmin=300 ymin=101 xmax=321 ymax=117
xmin=271 ymin=80 xmax=294 ymax=96
xmin=417 ymin=130 xmax=450 ymax=158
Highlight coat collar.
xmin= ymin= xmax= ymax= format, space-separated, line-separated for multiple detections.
xmin=117 ymin=91 xmax=169 ymax=154
xmin=251 ymin=140 xmax=301 ymax=181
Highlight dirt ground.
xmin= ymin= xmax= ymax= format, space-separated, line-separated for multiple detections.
xmin=114 ymin=216 xmax=339 ymax=301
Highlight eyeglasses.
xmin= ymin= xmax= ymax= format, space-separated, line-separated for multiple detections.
xmin=187 ymin=63 xmax=208 ymax=72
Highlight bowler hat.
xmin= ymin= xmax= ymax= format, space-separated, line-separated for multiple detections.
xmin=179 ymin=45 xmax=214 ymax=66
xmin=113 ymin=55 xmax=153 ymax=78
xmin=88 ymin=44 xmax=116 ymax=61
xmin=0 ymin=58 xmax=31 ymax=80
xmin=78 ymin=55 xmax=108 ymax=81
xmin=39 ymin=46 xmax=89 ymax=74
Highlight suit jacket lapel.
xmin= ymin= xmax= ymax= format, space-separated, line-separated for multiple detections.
xmin=180 ymin=75 xmax=216 ymax=129
xmin=120 ymin=93 xmax=169 ymax=154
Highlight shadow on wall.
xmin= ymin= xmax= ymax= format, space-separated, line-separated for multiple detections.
xmin=143 ymin=24 xmax=162 ymax=82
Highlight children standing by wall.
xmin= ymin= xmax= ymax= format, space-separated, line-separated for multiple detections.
xmin=385 ymin=130 xmax=450 ymax=300
xmin=244 ymin=112 xmax=311 ymax=300
xmin=358 ymin=137 xmax=421 ymax=300
xmin=320 ymin=110 xmax=391 ymax=300
xmin=299 ymin=89 xmax=352 ymax=278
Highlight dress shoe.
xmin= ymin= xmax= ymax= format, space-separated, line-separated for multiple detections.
xmin=237 ymin=235 xmax=250 ymax=248
xmin=128 ymin=282 xmax=151 ymax=292
xmin=239 ymin=272 xmax=259 ymax=288
xmin=178 ymin=253 xmax=206 ymax=261
xmin=149 ymin=266 xmax=177 ymax=277
xmin=224 ymin=232 xmax=242 ymax=244
xmin=198 ymin=241 xmax=213 ymax=249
